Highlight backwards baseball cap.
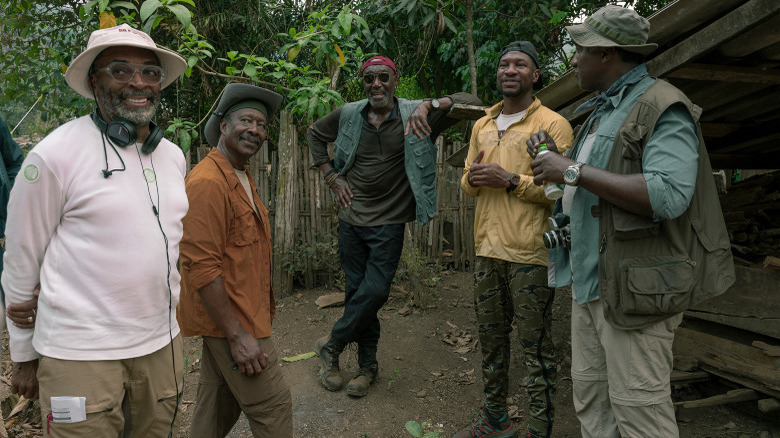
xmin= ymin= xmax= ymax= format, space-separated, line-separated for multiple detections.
xmin=205 ymin=83 xmax=283 ymax=147
xmin=361 ymin=56 xmax=397 ymax=75
xmin=65 ymin=23 xmax=187 ymax=99
xmin=565 ymin=5 xmax=658 ymax=55
xmin=498 ymin=41 xmax=544 ymax=90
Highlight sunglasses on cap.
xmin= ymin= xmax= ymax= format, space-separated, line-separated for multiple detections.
xmin=363 ymin=72 xmax=391 ymax=84
xmin=94 ymin=62 xmax=166 ymax=86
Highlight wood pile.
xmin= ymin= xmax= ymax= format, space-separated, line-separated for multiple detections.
xmin=719 ymin=170 xmax=780 ymax=266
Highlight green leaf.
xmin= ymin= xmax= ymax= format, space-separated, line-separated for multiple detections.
xmin=281 ymin=351 xmax=316 ymax=362
xmin=140 ymin=0 xmax=161 ymax=23
xmin=187 ymin=55 xmax=198 ymax=68
xmin=353 ymin=16 xmax=369 ymax=30
xmin=111 ymin=1 xmax=137 ymax=11
xmin=243 ymin=64 xmax=257 ymax=77
xmin=443 ymin=16 xmax=456 ymax=33
xmin=405 ymin=421 xmax=422 ymax=438
xmin=288 ymin=45 xmax=301 ymax=61
xmin=174 ymin=0 xmax=196 ymax=7
xmin=338 ymin=11 xmax=350 ymax=34
xmin=166 ymin=4 xmax=191 ymax=29
xmin=178 ymin=129 xmax=191 ymax=154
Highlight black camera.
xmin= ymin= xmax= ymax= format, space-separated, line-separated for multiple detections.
xmin=543 ymin=213 xmax=571 ymax=249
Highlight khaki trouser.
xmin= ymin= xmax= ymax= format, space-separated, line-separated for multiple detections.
xmin=571 ymin=298 xmax=682 ymax=438
xmin=38 ymin=335 xmax=183 ymax=437
xmin=190 ymin=336 xmax=292 ymax=438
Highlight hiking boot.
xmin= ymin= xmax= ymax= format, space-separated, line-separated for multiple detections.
xmin=452 ymin=407 xmax=517 ymax=438
xmin=315 ymin=335 xmax=344 ymax=391
xmin=346 ymin=364 xmax=378 ymax=397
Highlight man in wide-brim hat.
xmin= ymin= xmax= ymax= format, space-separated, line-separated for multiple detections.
xmin=178 ymin=82 xmax=293 ymax=437
xmin=3 ymin=23 xmax=190 ymax=436
xmin=528 ymin=5 xmax=733 ymax=438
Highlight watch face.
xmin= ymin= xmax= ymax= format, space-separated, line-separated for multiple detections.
xmin=564 ymin=167 xmax=578 ymax=184
xmin=430 ymin=98 xmax=440 ymax=110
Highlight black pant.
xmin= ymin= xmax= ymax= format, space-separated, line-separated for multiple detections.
xmin=329 ymin=220 xmax=404 ymax=350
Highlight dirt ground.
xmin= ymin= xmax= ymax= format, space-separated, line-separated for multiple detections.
xmin=2 ymin=270 xmax=779 ymax=437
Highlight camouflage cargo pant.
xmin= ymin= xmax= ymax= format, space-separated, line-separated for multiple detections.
xmin=474 ymin=257 xmax=557 ymax=438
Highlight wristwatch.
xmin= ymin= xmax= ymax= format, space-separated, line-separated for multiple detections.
xmin=428 ymin=98 xmax=441 ymax=111
xmin=563 ymin=162 xmax=585 ymax=186
xmin=506 ymin=173 xmax=520 ymax=193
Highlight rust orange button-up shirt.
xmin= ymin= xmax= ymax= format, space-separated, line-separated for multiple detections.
xmin=178 ymin=148 xmax=275 ymax=339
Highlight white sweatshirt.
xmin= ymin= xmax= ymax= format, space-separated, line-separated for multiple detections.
xmin=2 ymin=115 xmax=188 ymax=362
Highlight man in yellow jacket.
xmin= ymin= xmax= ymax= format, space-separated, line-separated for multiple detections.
xmin=454 ymin=41 xmax=573 ymax=438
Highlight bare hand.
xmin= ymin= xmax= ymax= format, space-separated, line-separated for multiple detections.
xmin=7 ymin=284 xmax=40 ymax=329
xmin=329 ymin=176 xmax=353 ymax=208
xmin=404 ymin=101 xmax=433 ymax=139
xmin=468 ymin=151 xmax=511 ymax=189
xmin=11 ymin=360 xmax=39 ymax=400
xmin=229 ymin=332 xmax=269 ymax=377
xmin=525 ymin=129 xmax=561 ymax=158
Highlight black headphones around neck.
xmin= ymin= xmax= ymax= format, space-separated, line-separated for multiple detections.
xmin=92 ymin=111 xmax=163 ymax=155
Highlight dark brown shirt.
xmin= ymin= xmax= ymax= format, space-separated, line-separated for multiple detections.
xmin=307 ymin=92 xmax=481 ymax=226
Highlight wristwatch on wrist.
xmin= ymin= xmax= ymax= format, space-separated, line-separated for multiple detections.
xmin=563 ymin=162 xmax=585 ymax=186
xmin=428 ymin=98 xmax=441 ymax=111
xmin=506 ymin=173 xmax=520 ymax=193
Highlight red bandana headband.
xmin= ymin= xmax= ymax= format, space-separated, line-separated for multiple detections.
xmin=361 ymin=56 xmax=397 ymax=75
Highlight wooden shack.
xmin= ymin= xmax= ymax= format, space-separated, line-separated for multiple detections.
xmin=535 ymin=0 xmax=780 ymax=412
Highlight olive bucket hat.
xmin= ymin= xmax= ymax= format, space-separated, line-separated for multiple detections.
xmin=204 ymin=83 xmax=283 ymax=147
xmin=565 ymin=5 xmax=658 ymax=55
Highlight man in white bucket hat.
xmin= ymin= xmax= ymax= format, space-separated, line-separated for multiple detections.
xmin=2 ymin=23 xmax=189 ymax=436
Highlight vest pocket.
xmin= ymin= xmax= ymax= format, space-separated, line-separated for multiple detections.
xmin=612 ymin=205 xmax=659 ymax=240
xmin=619 ymin=256 xmax=694 ymax=315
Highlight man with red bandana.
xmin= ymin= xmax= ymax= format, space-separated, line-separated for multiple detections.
xmin=2 ymin=24 xmax=188 ymax=436
xmin=308 ymin=56 xmax=481 ymax=397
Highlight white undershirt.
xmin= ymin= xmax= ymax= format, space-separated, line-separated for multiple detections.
xmin=496 ymin=110 xmax=526 ymax=138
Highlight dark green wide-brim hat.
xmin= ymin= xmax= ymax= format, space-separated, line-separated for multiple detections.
xmin=205 ymin=83 xmax=283 ymax=147
xmin=566 ymin=5 xmax=658 ymax=56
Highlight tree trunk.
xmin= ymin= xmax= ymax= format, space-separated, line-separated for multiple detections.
xmin=272 ymin=110 xmax=299 ymax=296
xmin=465 ymin=0 xmax=478 ymax=95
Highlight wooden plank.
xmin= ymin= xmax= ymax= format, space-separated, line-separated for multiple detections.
xmin=709 ymin=152 xmax=780 ymax=169
xmin=670 ymin=370 xmax=713 ymax=384
xmin=672 ymin=323 xmax=780 ymax=399
xmin=536 ymin=0 xmax=750 ymax=112
xmin=666 ymin=63 xmax=780 ymax=84
xmin=758 ymin=398 xmax=780 ymax=412
xmin=272 ymin=110 xmax=299 ymax=296
xmin=648 ymin=0 xmax=780 ymax=77
xmin=448 ymin=103 xmax=488 ymax=121
xmin=685 ymin=265 xmax=780 ymax=338
xmin=718 ymin=13 xmax=780 ymax=57
xmin=674 ymin=388 xmax=760 ymax=409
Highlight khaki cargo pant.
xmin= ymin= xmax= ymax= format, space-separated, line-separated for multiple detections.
xmin=38 ymin=335 xmax=183 ymax=437
xmin=190 ymin=336 xmax=292 ymax=438
xmin=571 ymin=298 xmax=682 ymax=438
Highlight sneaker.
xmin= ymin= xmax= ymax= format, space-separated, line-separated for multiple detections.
xmin=314 ymin=335 xmax=344 ymax=391
xmin=451 ymin=408 xmax=517 ymax=438
xmin=346 ymin=365 xmax=378 ymax=397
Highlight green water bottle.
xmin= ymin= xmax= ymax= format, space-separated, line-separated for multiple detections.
xmin=537 ymin=143 xmax=564 ymax=200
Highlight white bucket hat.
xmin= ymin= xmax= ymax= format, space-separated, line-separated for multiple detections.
xmin=65 ymin=23 xmax=187 ymax=99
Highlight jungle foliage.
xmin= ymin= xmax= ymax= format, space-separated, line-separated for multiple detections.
xmin=1 ymin=0 xmax=673 ymax=145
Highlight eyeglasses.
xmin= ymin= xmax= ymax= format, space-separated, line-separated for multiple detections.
xmin=94 ymin=62 xmax=166 ymax=86
xmin=363 ymin=72 xmax=391 ymax=84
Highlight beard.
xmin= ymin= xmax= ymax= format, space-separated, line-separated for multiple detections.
xmin=97 ymin=83 xmax=159 ymax=126
xmin=498 ymin=80 xmax=528 ymax=98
